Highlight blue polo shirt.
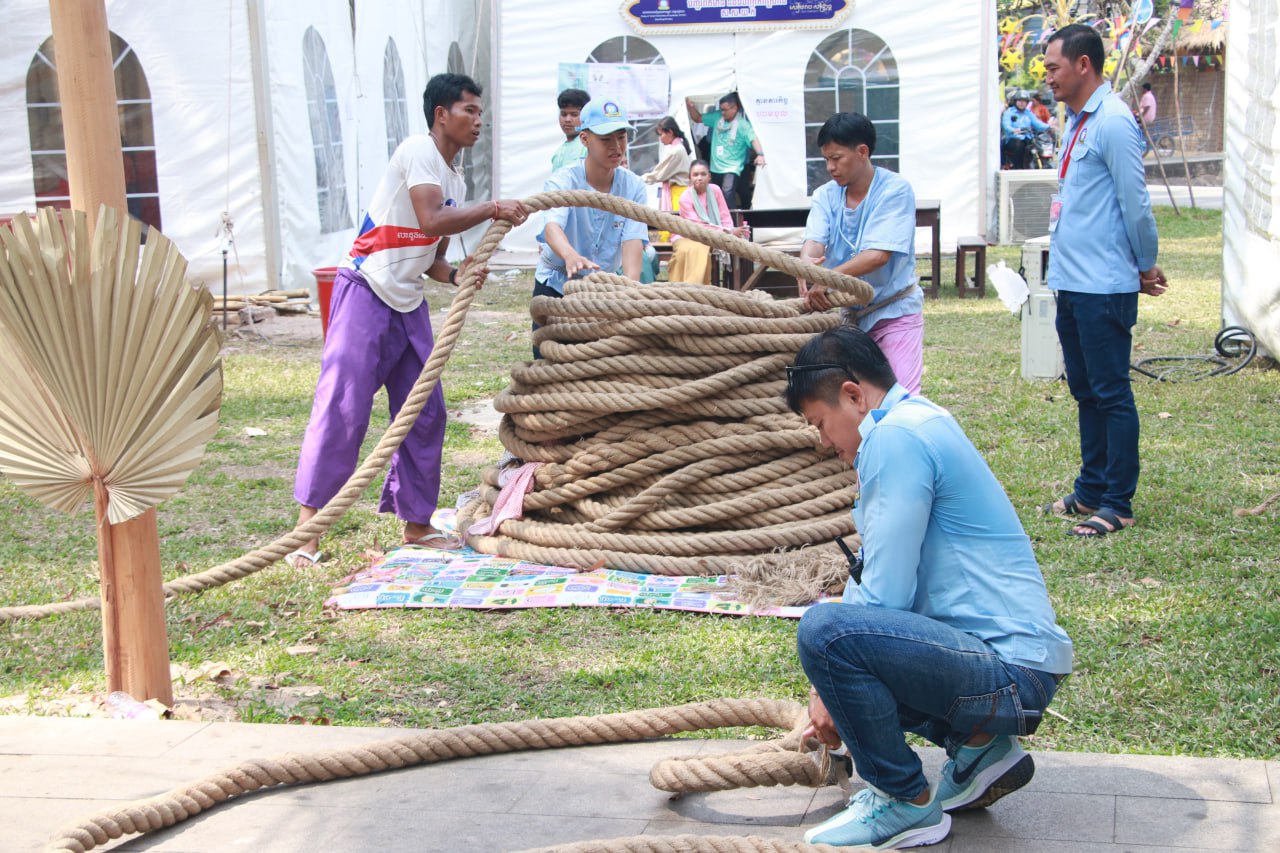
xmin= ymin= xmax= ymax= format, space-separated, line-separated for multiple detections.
xmin=847 ymin=384 xmax=1074 ymax=675
xmin=804 ymin=168 xmax=923 ymax=332
xmin=1049 ymin=81 xmax=1158 ymax=295
xmin=535 ymin=163 xmax=649 ymax=294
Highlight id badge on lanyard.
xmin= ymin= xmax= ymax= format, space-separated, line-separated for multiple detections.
xmin=1052 ymin=112 xmax=1090 ymax=233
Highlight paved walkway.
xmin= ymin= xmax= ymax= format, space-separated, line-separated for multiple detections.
xmin=3 ymin=716 xmax=1276 ymax=852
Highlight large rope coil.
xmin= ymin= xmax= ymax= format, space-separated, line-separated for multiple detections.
xmin=44 ymin=698 xmax=844 ymax=853
xmin=458 ymin=272 xmax=868 ymax=577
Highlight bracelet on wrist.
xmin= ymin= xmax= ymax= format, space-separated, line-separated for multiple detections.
xmin=448 ymin=267 xmax=458 ymax=285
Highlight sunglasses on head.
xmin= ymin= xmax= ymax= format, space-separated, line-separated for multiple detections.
xmin=784 ymin=363 xmax=858 ymax=392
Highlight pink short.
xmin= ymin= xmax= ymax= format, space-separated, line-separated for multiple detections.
xmin=869 ymin=312 xmax=924 ymax=394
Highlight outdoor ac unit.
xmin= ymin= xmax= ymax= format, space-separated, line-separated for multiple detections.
xmin=1020 ymin=236 xmax=1064 ymax=380
xmin=997 ymin=171 xmax=1058 ymax=245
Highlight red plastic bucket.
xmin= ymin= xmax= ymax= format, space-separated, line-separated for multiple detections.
xmin=312 ymin=266 xmax=338 ymax=339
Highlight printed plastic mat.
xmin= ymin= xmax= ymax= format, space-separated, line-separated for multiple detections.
xmin=326 ymin=549 xmax=817 ymax=618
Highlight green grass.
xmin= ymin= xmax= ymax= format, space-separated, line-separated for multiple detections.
xmin=1 ymin=208 xmax=1277 ymax=758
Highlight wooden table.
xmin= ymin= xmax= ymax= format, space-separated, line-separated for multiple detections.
xmin=717 ymin=200 xmax=943 ymax=298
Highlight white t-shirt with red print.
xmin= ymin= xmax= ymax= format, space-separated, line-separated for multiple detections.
xmin=341 ymin=134 xmax=466 ymax=313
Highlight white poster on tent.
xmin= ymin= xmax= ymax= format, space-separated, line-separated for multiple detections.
xmin=748 ymin=94 xmax=796 ymax=123
xmin=558 ymin=62 xmax=671 ymax=120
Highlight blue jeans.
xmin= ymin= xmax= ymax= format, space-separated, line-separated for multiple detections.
xmin=530 ymin=278 xmax=563 ymax=360
xmin=1054 ymin=290 xmax=1140 ymax=517
xmin=797 ymin=604 xmax=1060 ymax=801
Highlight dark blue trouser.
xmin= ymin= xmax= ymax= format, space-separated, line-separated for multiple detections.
xmin=798 ymin=604 xmax=1059 ymax=800
xmin=1054 ymin=290 xmax=1140 ymax=518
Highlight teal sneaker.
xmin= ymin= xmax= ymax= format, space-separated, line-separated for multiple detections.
xmin=803 ymin=785 xmax=951 ymax=849
xmin=935 ymin=735 xmax=1035 ymax=813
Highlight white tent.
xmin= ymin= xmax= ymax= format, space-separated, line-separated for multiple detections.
xmin=496 ymin=0 xmax=1000 ymax=254
xmin=0 ymin=0 xmax=490 ymax=295
xmin=0 ymin=1 xmax=999 ymax=294
xmin=1222 ymin=0 xmax=1280 ymax=357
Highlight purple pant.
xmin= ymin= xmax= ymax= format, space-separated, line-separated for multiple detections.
xmin=293 ymin=269 xmax=446 ymax=525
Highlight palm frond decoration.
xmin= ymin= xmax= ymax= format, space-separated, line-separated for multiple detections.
xmin=0 ymin=207 xmax=222 ymax=524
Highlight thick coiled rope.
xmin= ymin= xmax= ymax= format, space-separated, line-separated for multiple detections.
xmin=2 ymin=191 xmax=869 ymax=621
xmin=458 ymin=275 xmax=869 ymax=575
xmin=44 ymin=698 xmax=844 ymax=853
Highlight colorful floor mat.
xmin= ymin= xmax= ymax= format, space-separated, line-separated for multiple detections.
xmin=325 ymin=548 xmax=819 ymax=618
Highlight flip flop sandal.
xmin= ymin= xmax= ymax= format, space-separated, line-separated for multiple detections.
xmin=284 ymin=548 xmax=324 ymax=568
xmin=403 ymin=532 xmax=466 ymax=551
xmin=1041 ymin=494 xmax=1095 ymax=516
xmin=1066 ymin=507 xmax=1129 ymax=538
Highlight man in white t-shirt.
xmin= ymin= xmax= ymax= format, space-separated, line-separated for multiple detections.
xmin=290 ymin=73 xmax=529 ymax=567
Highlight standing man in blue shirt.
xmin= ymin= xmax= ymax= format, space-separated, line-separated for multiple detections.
xmin=787 ymin=327 xmax=1073 ymax=850
xmin=1042 ymin=24 xmax=1167 ymax=538
xmin=533 ymin=100 xmax=649 ymax=358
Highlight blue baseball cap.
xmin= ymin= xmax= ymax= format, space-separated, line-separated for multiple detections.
xmin=577 ymin=101 xmax=630 ymax=135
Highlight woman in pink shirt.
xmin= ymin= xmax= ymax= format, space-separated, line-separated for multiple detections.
xmin=667 ymin=160 xmax=749 ymax=284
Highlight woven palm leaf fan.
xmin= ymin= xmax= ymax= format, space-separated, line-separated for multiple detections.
xmin=0 ymin=206 xmax=222 ymax=524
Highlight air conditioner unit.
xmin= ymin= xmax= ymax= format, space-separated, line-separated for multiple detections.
xmin=997 ymin=171 xmax=1058 ymax=245
xmin=1020 ymin=236 xmax=1064 ymax=381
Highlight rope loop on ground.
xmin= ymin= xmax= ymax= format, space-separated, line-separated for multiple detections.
xmin=43 ymin=698 xmax=842 ymax=853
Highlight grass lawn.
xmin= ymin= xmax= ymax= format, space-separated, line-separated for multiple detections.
xmin=1 ymin=208 xmax=1276 ymax=758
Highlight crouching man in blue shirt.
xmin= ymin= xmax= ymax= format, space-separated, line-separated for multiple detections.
xmin=787 ymin=326 xmax=1073 ymax=850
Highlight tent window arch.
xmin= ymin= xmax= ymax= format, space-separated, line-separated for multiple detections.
xmin=303 ymin=27 xmax=352 ymax=233
xmin=804 ymin=29 xmax=900 ymax=193
xmin=383 ymin=38 xmax=409 ymax=158
xmin=26 ymin=32 xmax=162 ymax=230
xmin=585 ymin=36 xmax=669 ymax=175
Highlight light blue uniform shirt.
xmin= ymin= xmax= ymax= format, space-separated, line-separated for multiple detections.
xmin=535 ymin=163 xmax=649 ymax=294
xmin=804 ymin=168 xmax=923 ymax=332
xmin=1048 ymin=81 xmax=1158 ymax=295
xmin=847 ymin=384 xmax=1074 ymax=675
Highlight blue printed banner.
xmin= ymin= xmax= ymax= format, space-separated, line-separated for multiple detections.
xmin=622 ymin=0 xmax=852 ymax=34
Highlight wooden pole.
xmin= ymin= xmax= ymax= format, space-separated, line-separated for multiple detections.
xmin=1171 ymin=50 xmax=1198 ymax=210
xmin=50 ymin=0 xmax=172 ymax=705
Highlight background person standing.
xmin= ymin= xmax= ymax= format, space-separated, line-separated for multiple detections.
xmin=1139 ymin=82 xmax=1157 ymax=126
xmin=1041 ymin=24 xmax=1167 ymax=538
xmin=684 ymin=92 xmax=764 ymax=209
xmin=551 ymin=88 xmax=590 ymax=172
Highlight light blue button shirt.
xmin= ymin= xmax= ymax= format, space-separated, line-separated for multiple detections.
xmin=1048 ymin=81 xmax=1158 ymax=295
xmin=535 ymin=163 xmax=650 ymax=294
xmin=804 ymin=168 xmax=923 ymax=332
xmin=847 ymin=384 xmax=1074 ymax=675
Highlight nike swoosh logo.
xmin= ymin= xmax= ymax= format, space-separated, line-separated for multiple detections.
xmin=952 ymin=742 xmax=1000 ymax=785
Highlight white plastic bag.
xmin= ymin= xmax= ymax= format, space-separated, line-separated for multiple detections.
xmin=987 ymin=260 xmax=1030 ymax=314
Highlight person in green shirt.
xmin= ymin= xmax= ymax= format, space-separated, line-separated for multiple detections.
xmin=684 ymin=91 xmax=765 ymax=209
xmin=551 ymin=88 xmax=590 ymax=172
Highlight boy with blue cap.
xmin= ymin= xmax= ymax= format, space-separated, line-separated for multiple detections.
xmin=533 ymin=100 xmax=649 ymax=356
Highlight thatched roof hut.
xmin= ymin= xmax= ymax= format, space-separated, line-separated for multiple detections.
xmin=1175 ymin=22 xmax=1227 ymax=54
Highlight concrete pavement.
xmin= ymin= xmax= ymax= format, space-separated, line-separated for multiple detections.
xmin=3 ymin=715 xmax=1277 ymax=852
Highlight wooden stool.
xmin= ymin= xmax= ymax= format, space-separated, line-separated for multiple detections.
xmin=955 ymin=236 xmax=987 ymax=298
